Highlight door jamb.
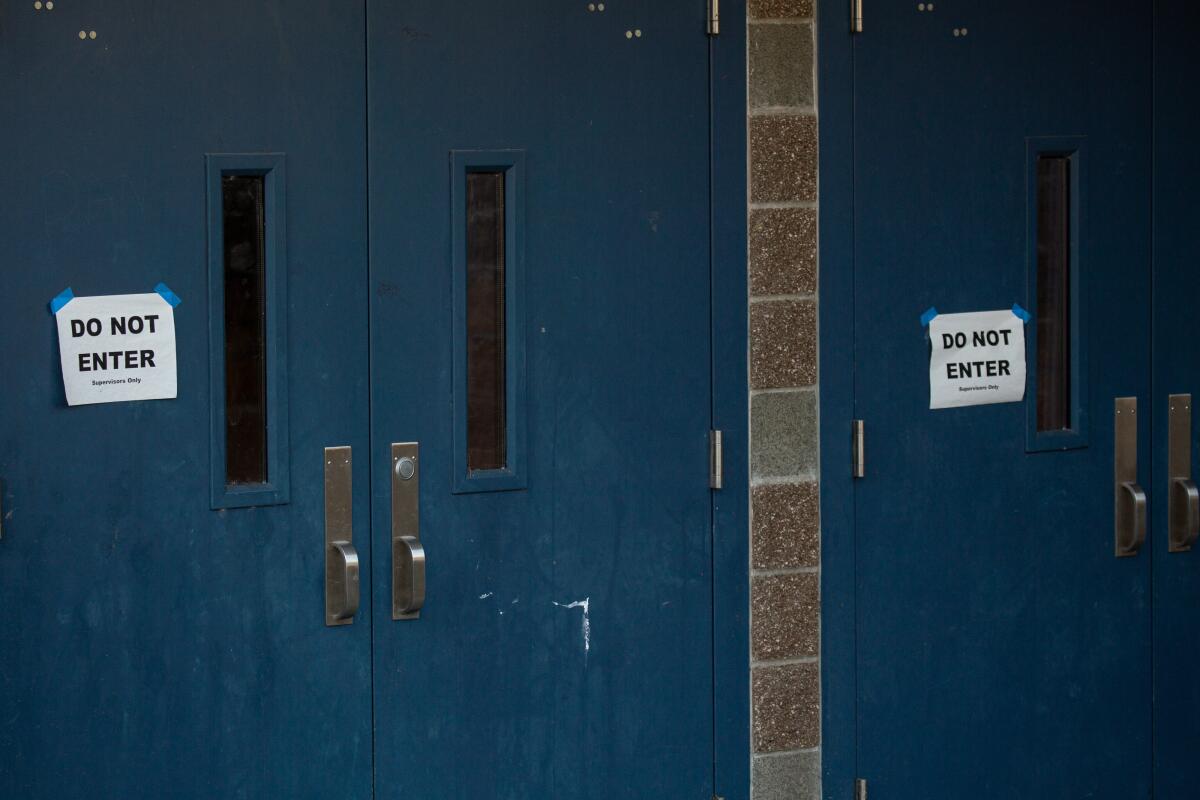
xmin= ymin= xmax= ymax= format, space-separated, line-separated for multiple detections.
xmin=818 ymin=1 xmax=858 ymax=796
xmin=711 ymin=1 xmax=751 ymax=797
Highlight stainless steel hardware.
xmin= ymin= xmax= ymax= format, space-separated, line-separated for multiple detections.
xmin=1114 ymin=398 xmax=1147 ymax=557
xmin=855 ymin=778 xmax=868 ymax=800
xmin=852 ymin=420 xmax=865 ymax=478
xmin=709 ymin=430 xmax=724 ymax=490
xmin=1169 ymin=393 xmax=1199 ymax=552
xmin=852 ymin=0 xmax=864 ymax=33
xmin=392 ymin=442 xmax=426 ymax=619
xmin=325 ymin=446 xmax=360 ymax=626
xmin=707 ymin=0 xmax=719 ymax=35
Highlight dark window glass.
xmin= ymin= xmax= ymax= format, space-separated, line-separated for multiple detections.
xmin=222 ymin=175 xmax=268 ymax=484
xmin=466 ymin=171 xmax=507 ymax=471
xmin=1036 ymin=155 xmax=1072 ymax=432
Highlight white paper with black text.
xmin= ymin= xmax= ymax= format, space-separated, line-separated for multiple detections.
xmin=54 ymin=293 xmax=178 ymax=406
xmin=928 ymin=309 xmax=1026 ymax=409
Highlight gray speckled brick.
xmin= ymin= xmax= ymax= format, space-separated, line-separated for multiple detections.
xmin=752 ymin=390 xmax=818 ymax=479
xmin=753 ymin=750 xmax=821 ymax=800
xmin=750 ymin=23 xmax=814 ymax=109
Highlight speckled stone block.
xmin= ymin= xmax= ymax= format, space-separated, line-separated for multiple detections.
xmin=753 ymin=482 xmax=820 ymax=570
xmin=750 ymin=207 xmax=817 ymax=296
xmin=751 ymin=390 xmax=817 ymax=479
xmin=751 ymin=115 xmax=818 ymax=203
xmin=749 ymin=23 xmax=814 ymax=109
xmin=749 ymin=0 xmax=814 ymax=18
xmin=751 ymin=299 xmax=816 ymax=389
xmin=753 ymin=662 xmax=820 ymax=752
xmin=752 ymin=750 xmax=821 ymax=800
xmin=753 ymin=573 xmax=819 ymax=661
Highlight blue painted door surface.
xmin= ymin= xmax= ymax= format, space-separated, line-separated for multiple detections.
xmin=0 ymin=5 xmax=372 ymax=798
xmin=851 ymin=3 xmax=1157 ymax=797
xmin=3 ymin=2 xmax=718 ymax=797
xmin=1152 ymin=2 xmax=1200 ymax=797
xmin=366 ymin=4 xmax=715 ymax=798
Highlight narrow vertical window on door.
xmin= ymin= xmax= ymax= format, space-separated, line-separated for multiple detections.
xmin=452 ymin=151 xmax=526 ymax=492
xmin=207 ymin=154 xmax=290 ymax=507
xmin=466 ymin=171 xmax=507 ymax=472
xmin=1027 ymin=140 xmax=1087 ymax=450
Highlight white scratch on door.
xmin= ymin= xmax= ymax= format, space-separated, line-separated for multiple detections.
xmin=554 ymin=597 xmax=591 ymax=655
xmin=478 ymin=592 xmax=493 ymax=600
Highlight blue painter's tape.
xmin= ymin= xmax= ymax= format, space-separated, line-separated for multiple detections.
xmin=155 ymin=282 xmax=182 ymax=307
xmin=49 ymin=287 xmax=75 ymax=314
xmin=1012 ymin=303 xmax=1031 ymax=323
xmin=920 ymin=306 xmax=939 ymax=327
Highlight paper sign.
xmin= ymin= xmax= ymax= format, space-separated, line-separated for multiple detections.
xmin=928 ymin=309 xmax=1026 ymax=409
xmin=53 ymin=291 xmax=178 ymax=406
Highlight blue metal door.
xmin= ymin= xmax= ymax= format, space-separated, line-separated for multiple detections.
xmin=1151 ymin=2 xmax=1200 ymax=795
xmin=851 ymin=3 xmax=1153 ymax=796
xmin=366 ymin=3 xmax=717 ymax=797
xmin=0 ymin=5 xmax=373 ymax=797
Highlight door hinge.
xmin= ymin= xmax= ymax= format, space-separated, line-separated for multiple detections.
xmin=852 ymin=419 xmax=865 ymax=478
xmin=707 ymin=0 xmax=720 ymax=35
xmin=851 ymin=0 xmax=863 ymax=33
xmin=709 ymin=430 xmax=724 ymax=489
xmin=855 ymin=778 xmax=868 ymax=800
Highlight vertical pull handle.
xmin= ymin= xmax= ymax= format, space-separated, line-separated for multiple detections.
xmin=392 ymin=442 xmax=425 ymax=619
xmin=325 ymin=446 xmax=360 ymax=626
xmin=328 ymin=541 xmax=360 ymax=623
xmin=1114 ymin=398 xmax=1146 ymax=557
xmin=1169 ymin=394 xmax=1200 ymax=552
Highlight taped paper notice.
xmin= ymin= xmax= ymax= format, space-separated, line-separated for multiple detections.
xmin=52 ymin=289 xmax=179 ymax=406
xmin=928 ymin=309 xmax=1026 ymax=410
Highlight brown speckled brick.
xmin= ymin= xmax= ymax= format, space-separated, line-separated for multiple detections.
xmin=753 ymin=482 xmax=820 ymax=570
xmin=753 ymin=573 xmax=819 ymax=661
xmin=751 ymin=115 xmax=818 ymax=203
xmin=750 ymin=0 xmax=814 ymax=18
xmin=753 ymin=662 xmax=820 ymax=752
xmin=751 ymin=299 xmax=817 ymax=389
xmin=750 ymin=207 xmax=817 ymax=296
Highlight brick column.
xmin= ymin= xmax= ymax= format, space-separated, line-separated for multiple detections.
xmin=747 ymin=1 xmax=820 ymax=797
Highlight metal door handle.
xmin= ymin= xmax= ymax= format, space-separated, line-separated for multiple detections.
xmin=393 ymin=535 xmax=426 ymax=617
xmin=328 ymin=540 xmax=360 ymax=622
xmin=325 ymin=446 xmax=359 ymax=626
xmin=391 ymin=442 xmax=425 ymax=619
xmin=1168 ymin=394 xmax=1199 ymax=552
xmin=1116 ymin=481 xmax=1147 ymax=557
xmin=1114 ymin=397 xmax=1145 ymax=557
xmin=1170 ymin=478 xmax=1199 ymax=552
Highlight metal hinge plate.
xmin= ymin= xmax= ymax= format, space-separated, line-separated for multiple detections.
xmin=707 ymin=0 xmax=720 ymax=35
xmin=852 ymin=0 xmax=863 ymax=33
xmin=709 ymin=430 xmax=724 ymax=489
xmin=855 ymin=778 xmax=868 ymax=800
xmin=852 ymin=419 xmax=865 ymax=478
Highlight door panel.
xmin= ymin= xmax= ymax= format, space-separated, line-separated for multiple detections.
xmin=852 ymin=4 xmax=1152 ymax=797
xmin=1152 ymin=2 xmax=1200 ymax=795
xmin=0 ymin=6 xmax=371 ymax=798
xmin=367 ymin=3 xmax=715 ymax=797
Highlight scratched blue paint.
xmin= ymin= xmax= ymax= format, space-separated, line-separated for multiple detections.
xmin=1 ymin=4 xmax=372 ymax=798
xmin=823 ymin=2 xmax=1156 ymax=798
xmin=367 ymin=2 xmax=722 ymax=797
xmin=3 ymin=2 xmax=744 ymax=797
xmin=1151 ymin=3 xmax=1200 ymax=795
